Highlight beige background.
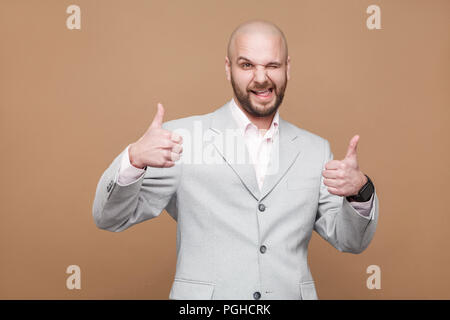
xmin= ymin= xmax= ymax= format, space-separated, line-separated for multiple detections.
xmin=0 ymin=0 xmax=449 ymax=299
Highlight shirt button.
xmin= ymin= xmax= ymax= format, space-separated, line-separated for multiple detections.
xmin=253 ymin=291 xmax=261 ymax=300
xmin=106 ymin=181 xmax=113 ymax=192
xmin=260 ymin=245 xmax=267 ymax=254
xmin=258 ymin=204 xmax=266 ymax=212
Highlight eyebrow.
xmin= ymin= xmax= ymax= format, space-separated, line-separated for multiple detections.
xmin=236 ymin=56 xmax=282 ymax=66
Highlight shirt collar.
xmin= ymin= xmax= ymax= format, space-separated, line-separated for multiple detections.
xmin=229 ymin=98 xmax=279 ymax=139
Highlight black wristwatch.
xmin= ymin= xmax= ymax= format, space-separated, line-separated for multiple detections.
xmin=346 ymin=174 xmax=374 ymax=202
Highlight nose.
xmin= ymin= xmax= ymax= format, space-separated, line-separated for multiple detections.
xmin=253 ymin=66 xmax=268 ymax=85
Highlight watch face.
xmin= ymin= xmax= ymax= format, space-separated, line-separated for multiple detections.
xmin=348 ymin=177 xmax=374 ymax=202
xmin=360 ymin=180 xmax=374 ymax=201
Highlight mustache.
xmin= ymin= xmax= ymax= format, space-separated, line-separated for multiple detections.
xmin=248 ymin=84 xmax=275 ymax=91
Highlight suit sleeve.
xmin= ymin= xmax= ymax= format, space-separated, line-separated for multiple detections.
xmin=313 ymin=139 xmax=379 ymax=254
xmin=92 ymin=125 xmax=181 ymax=232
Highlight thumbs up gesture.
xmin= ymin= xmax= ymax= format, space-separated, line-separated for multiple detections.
xmin=128 ymin=103 xmax=183 ymax=169
xmin=322 ymin=135 xmax=368 ymax=197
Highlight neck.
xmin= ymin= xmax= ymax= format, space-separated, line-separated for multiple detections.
xmin=234 ymin=98 xmax=275 ymax=131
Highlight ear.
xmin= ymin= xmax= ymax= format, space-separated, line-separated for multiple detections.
xmin=286 ymin=55 xmax=291 ymax=81
xmin=225 ymin=56 xmax=231 ymax=81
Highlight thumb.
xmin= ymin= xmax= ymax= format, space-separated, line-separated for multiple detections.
xmin=345 ymin=134 xmax=359 ymax=159
xmin=149 ymin=103 xmax=165 ymax=129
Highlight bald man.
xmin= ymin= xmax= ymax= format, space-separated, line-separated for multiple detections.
xmin=93 ymin=20 xmax=379 ymax=300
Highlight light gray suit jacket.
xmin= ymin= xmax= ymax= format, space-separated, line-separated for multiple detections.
xmin=92 ymin=100 xmax=379 ymax=300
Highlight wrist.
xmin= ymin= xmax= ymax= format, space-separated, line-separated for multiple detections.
xmin=128 ymin=143 xmax=145 ymax=169
xmin=347 ymin=174 xmax=374 ymax=202
xmin=359 ymin=172 xmax=368 ymax=190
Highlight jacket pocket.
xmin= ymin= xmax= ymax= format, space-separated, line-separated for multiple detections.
xmin=299 ymin=280 xmax=318 ymax=300
xmin=169 ymin=278 xmax=215 ymax=300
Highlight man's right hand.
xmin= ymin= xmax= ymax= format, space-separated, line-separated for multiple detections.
xmin=128 ymin=103 xmax=183 ymax=169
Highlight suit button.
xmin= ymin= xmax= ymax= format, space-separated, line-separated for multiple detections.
xmin=253 ymin=291 xmax=261 ymax=300
xmin=258 ymin=204 xmax=266 ymax=212
xmin=260 ymin=245 xmax=267 ymax=254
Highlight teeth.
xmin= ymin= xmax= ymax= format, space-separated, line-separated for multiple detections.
xmin=251 ymin=89 xmax=272 ymax=97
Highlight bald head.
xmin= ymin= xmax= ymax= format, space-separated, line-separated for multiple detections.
xmin=227 ymin=20 xmax=288 ymax=62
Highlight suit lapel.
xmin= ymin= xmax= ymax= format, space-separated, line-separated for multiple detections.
xmin=209 ymin=101 xmax=302 ymax=201
xmin=209 ymin=101 xmax=260 ymax=200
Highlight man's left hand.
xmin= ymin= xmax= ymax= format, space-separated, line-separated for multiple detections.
xmin=322 ymin=135 xmax=368 ymax=197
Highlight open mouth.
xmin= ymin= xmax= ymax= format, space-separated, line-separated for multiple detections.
xmin=250 ymin=88 xmax=274 ymax=98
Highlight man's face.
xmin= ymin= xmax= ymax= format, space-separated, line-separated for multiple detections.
xmin=226 ymin=32 xmax=290 ymax=118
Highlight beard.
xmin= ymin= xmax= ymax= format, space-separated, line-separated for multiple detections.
xmin=230 ymin=72 xmax=287 ymax=118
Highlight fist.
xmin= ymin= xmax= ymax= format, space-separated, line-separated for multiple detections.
xmin=128 ymin=103 xmax=183 ymax=169
xmin=322 ymin=135 xmax=368 ymax=197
